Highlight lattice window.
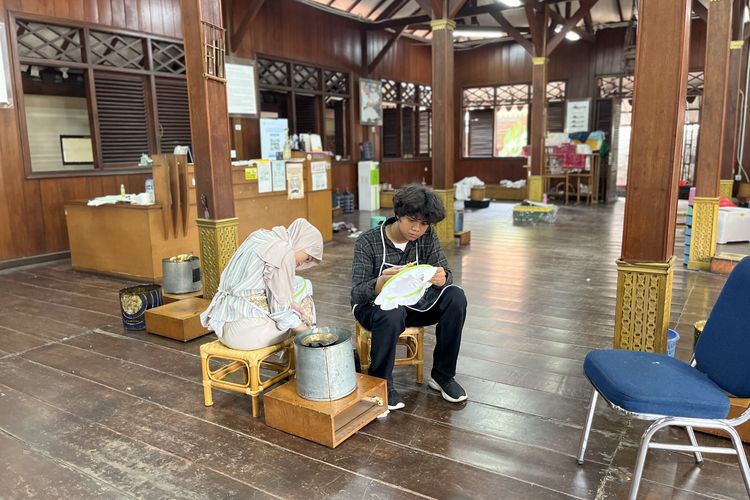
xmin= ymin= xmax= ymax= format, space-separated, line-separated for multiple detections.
xmin=687 ymin=71 xmax=704 ymax=96
xmin=151 ymin=40 xmax=185 ymax=74
xmin=462 ymin=87 xmax=494 ymax=108
xmin=597 ymin=76 xmax=621 ymax=98
xmin=419 ymin=85 xmax=432 ymax=107
xmin=382 ymin=79 xmax=398 ymax=102
xmin=496 ymin=84 xmax=529 ymax=106
xmin=400 ymin=82 xmax=416 ymax=104
xmin=324 ymin=70 xmax=348 ymax=95
xmin=16 ymin=20 xmax=83 ymax=62
xmin=546 ymin=81 xmax=566 ymax=101
xmin=258 ymin=58 xmax=289 ymax=87
xmin=621 ymin=76 xmax=635 ymax=98
xmin=89 ymin=31 xmax=145 ymax=69
xmin=292 ymin=64 xmax=320 ymax=91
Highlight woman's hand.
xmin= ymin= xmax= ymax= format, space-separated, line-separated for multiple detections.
xmin=291 ymin=302 xmax=312 ymax=326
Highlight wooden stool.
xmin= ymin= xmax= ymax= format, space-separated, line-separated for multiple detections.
xmin=200 ymin=338 xmax=295 ymax=417
xmin=354 ymin=322 xmax=424 ymax=384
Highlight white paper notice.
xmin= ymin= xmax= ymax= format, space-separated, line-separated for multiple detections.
xmin=257 ymin=161 xmax=272 ymax=193
xmin=0 ymin=23 xmax=11 ymax=107
xmin=312 ymin=171 xmax=328 ymax=191
xmin=271 ymin=160 xmax=286 ymax=191
xmin=310 ymin=161 xmax=327 ymax=173
xmin=225 ymin=63 xmax=257 ymax=116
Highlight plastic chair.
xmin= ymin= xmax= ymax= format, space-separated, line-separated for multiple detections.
xmin=577 ymin=257 xmax=750 ymax=499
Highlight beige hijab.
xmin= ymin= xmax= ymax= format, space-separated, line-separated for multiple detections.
xmin=255 ymin=218 xmax=323 ymax=305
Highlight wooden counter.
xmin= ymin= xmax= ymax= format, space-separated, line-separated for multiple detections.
xmin=65 ymin=154 xmax=333 ymax=280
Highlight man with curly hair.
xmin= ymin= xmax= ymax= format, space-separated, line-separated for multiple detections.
xmin=351 ymin=184 xmax=467 ymax=411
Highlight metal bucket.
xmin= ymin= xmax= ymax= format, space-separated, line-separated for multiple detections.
xmin=119 ymin=284 xmax=163 ymax=330
xmin=294 ymin=327 xmax=356 ymax=401
xmin=162 ymin=257 xmax=201 ymax=294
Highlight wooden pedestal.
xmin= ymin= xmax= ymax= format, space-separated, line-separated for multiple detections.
xmin=264 ymin=373 xmax=387 ymax=448
xmin=145 ymin=297 xmax=211 ymax=342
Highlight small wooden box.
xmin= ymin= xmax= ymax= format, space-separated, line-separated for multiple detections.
xmin=162 ymin=289 xmax=203 ymax=304
xmin=470 ymin=186 xmax=486 ymax=201
xmin=380 ymin=190 xmax=395 ymax=208
xmin=264 ymin=373 xmax=387 ymax=448
xmin=455 ymin=230 xmax=471 ymax=246
xmin=145 ymin=297 xmax=211 ymax=342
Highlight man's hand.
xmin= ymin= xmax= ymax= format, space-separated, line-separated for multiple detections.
xmin=430 ymin=266 xmax=446 ymax=287
xmin=375 ymin=266 xmax=401 ymax=294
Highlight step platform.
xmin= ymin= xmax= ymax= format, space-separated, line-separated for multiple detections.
xmin=464 ymin=198 xmax=491 ymax=209
xmin=264 ymin=373 xmax=387 ymax=448
xmin=145 ymin=297 xmax=211 ymax=342
xmin=710 ymin=253 xmax=747 ymax=275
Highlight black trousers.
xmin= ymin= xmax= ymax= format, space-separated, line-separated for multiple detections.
xmin=354 ymin=286 xmax=467 ymax=388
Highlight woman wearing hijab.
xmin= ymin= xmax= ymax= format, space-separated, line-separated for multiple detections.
xmin=201 ymin=218 xmax=324 ymax=350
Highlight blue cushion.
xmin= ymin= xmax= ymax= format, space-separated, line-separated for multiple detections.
xmin=584 ymin=350 xmax=730 ymax=419
xmin=695 ymin=256 xmax=750 ymax=398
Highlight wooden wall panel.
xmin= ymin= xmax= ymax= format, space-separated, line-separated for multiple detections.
xmin=0 ymin=0 xmax=180 ymax=262
xmin=455 ymin=158 xmax=527 ymax=185
xmin=380 ymin=160 xmax=432 ymax=187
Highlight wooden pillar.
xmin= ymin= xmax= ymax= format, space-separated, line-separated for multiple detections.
xmin=615 ymin=0 xmax=691 ymax=353
xmin=431 ymin=19 xmax=455 ymax=244
xmin=180 ymin=0 xmax=238 ymax=298
xmin=528 ymin=57 xmax=548 ymax=202
xmin=690 ymin=0 xmax=733 ymax=270
xmin=720 ymin=1 xmax=745 ymax=198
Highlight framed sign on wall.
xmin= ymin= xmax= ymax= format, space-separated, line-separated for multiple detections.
xmin=359 ymin=78 xmax=383 ymax=126
xmin=225 ymin=58 xmax=260 ymax=118
xmin=565 ymin=98 xmax=591 ymax=133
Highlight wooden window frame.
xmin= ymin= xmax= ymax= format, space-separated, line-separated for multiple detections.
xmin=9 ymin=12 xmax=188 ymax=179
xmin=461 ymin=80 xmax=567 ymax=160
xmin=381 ymin=78 xmax=432 ymax=160
xmin=257 ymin=54 xmax=352 ymax=160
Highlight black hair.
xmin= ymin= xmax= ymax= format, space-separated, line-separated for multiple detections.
xmin=393 ymin=184 xmax=446 ymax=224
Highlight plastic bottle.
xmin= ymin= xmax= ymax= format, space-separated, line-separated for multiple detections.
xmin=145 ymin=178 xmax=155 ymax=203
xmin=120 ymin=184 xmax=126 ymax=197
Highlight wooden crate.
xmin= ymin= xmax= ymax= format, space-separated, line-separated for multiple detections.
xmin=455 ymin=230 xmax=471 ymax=246
xmin=264 ymin=373 xmax=387 ymax=448
xmin=380 ymin=190 xmax=395 ymax=208
xmin=145 ymin=297 xmax=211 ymax=342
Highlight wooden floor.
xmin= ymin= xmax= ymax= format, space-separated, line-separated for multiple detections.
xmin=1 ymin=200 xmax=748 ymax=499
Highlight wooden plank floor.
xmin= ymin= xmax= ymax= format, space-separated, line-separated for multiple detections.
xmin=1 ymin=200 xmax=749 ymax=499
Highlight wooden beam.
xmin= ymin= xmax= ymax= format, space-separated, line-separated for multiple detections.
xmin=230 ymin=0 xmax=266 ymax=50
xmin=431 ymin=0 xmax=445 ymax=18
xmin=413 ymin=0 xmax=433 ymax=17
xmin=347 ymin=0 xmax=363 ymax=12
xmin=368 ymin=26 xmax=408 ymax=73
xmin=367 ymin=0 xmax=389 ymax=18
xmin=489 ymin=9 xmax=534 ymax=55
xmin=368 ymin=3 xmax=515 ymax=29
xmin=583 ymin=11 xmax=593 ymax=34
xmin=615 ymin=0 xmax=624 ymax=22
xmin=692 ymin=0 xmax=707 ymax=22
xmin=524 ymin=0 xmax=543 ymax=55
xmin=449 ymin=0 xmax=471 ymax=19
xmin=376 ymin=0 xmax=409 ymax=21
xmin=547 ymin=6 xmax=594 ymax=43
xmin=546 ymin=0 xmax=598 ymax=55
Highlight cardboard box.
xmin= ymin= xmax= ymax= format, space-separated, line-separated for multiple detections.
xmin=145 ymin=297 xmax=211 ymax=342
xmin=264 ymin=373 xmax=387 ymax=448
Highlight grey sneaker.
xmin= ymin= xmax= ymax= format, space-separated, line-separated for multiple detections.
xmin=428 ymin=377 xmax=468 ymax=403
xmin=387 ymin=388 xmax=405 ymax=410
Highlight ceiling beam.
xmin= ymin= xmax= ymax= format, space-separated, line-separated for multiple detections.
xmin=368 ymin=3 xmax=516 ymax=29
xmin=583 ymin=11 xmax=593 ymax=34
xmin=449 ymin=0 xmax=471 ymax=19
xmin=413 ymin=0 xmax=433 ymax=17
xmin=368 ymin=25 xmax=408 ymax=73
xmin=546 ymin=0 xmax=598 ymax=55
xmin=376 ymin=0 xmax=410 ymax=21
xmin=367 ymin=0 xmax=389 ymax=19
xmin=347 ymin=0 xmax=363 ymax=13
xmin=230 ymin=0 xmax=266 ymax=50
xmin=524 ymin=0 xmax=544 ymax=56
xmin=615 ymin=0 xmax=624 ymax=23
xmin=547 ymin=6 xmax=594 ymax=43
xmin=692 ymin=0 xmax=707 ymax=22
xmin=489 ymin=9 xmax=534 ymax=55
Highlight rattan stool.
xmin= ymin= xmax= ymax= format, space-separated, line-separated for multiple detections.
xmin=200 ymin=338 xmax=295 ymax=417
xmin=355 ymin=322 xmax=424 ymax=384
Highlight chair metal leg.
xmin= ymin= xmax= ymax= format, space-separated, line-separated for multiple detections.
xmin=726 ymin=425 xmax=750 ymax=497
xmin=685 ymin=426 xmax=703 ymax=464
xmin=629 ymin=419 xmax=668 ymax=500
xmin=577 ymin=389 xmax=599 ymax=464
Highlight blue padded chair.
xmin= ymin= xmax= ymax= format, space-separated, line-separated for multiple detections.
xmin=577 ymin=257 xmax=750 ymax=500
